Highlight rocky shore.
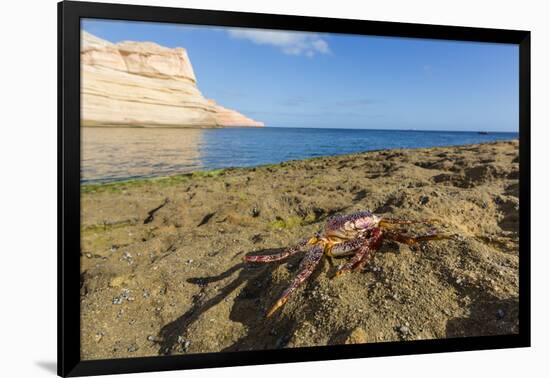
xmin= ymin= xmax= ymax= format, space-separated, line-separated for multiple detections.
xmin=80 ymin=140 xmax=519 ymax=359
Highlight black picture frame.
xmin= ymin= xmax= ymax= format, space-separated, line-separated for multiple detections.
xmin=58 ymin=1 xmax=531 ymax=376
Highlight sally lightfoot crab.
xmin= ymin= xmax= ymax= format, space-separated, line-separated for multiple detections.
xmin=244 ymin=211 xmax=449 ymax=317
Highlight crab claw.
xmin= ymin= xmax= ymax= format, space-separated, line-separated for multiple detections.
xmin=334 ymin=228 xmax=383 ymax=277
xmin=243 ymin=238 xmax=312 ymax=263
xmin=334 ymin=267 xmax=351 ymax=277
xmin=266 ymin=298 xmax=289 ymax=318
xmin=265 ymin=245 xmax=324 ymax=317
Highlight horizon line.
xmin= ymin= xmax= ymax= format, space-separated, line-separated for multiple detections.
xmin=258 ymin=125 xmax=518 ymax=133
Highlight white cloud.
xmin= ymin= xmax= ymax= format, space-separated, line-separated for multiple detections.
xmin=227 ymin=28 xmax=331 ymax=57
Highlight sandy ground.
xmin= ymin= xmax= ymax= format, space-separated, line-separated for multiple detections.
xmin=80 ymin=140 xmax=519 ymax=360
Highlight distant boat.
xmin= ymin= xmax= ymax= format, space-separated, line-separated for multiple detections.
xmin=478 ymin=131 xmax=489 ymax=135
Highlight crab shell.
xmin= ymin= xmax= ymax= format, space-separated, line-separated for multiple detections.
xmin=325 ymin=211 xmax=381 ymax=239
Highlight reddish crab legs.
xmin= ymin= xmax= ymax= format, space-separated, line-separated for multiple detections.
xmin=244 ymin=211 xmax=448 ymax=317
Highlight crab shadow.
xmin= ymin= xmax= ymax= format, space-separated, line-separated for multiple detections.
xmin=155 ymin=208 xmax=355 ymax=355
xmin=156 ymin=247 xmax=326 ymax=355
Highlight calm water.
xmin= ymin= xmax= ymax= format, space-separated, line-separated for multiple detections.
xmin=82 ymin=127 xmax=518 ymax=184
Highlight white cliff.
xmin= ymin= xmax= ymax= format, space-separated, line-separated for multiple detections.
xmin=81 ymin=31 xmax=264 ymax=128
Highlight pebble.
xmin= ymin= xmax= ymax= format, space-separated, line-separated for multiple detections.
xmin=175 ymin=338 xmax=191 ymax=352
xmin=147 ymin=335 xmax=155 ymax=342
xmin=112 ymin=297 xmax=124 ymax=305
xmin=496 ymin=309 xmax=505 ymax=319
xmin=112 ymin=289 xmax=131 ymax=305
xmin=399 ymin=325 xmax=410 ymax=335
xmin=127 ymin=345 xmax=138 ymax=353
xmin=251 ymin=207 xmax=260 ymax=217
xmin=121 ymin=251 xmax=133 ymax=265
xmin=94 ymin=332 xmax=104 ymax=342
xmin=187 ymin=259 xmax=194 ymax=264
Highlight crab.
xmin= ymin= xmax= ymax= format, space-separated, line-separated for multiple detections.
xmin=244 ymin=211 xmax=448 ymax=317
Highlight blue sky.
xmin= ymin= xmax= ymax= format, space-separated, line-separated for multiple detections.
xmin=82 ymin=19 xmax=518 ymax=132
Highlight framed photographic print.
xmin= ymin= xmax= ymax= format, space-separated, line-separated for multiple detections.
xmin=58 ymin=0 xmax=530 ymax=376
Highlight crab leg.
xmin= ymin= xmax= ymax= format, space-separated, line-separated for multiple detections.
xmin=266 ymin=245 xmax=324 ymax=317
xmin=379 ymin=218 xmax=438 ymax=228
xmin=327 ymin=237 xmax=367 ymax=257
xmin=244 ymin=238 xmax=311 ymax=263
xmin=386 ymin=231 xmax=450 ymax=245
xmin=355 ymin=232 xmax=384 ymax=271
xmin=335 ymin=228 xmax=383 ymax=276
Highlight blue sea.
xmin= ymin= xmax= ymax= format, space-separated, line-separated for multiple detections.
xmin=81 ymin=127 xmax=518 ymax=184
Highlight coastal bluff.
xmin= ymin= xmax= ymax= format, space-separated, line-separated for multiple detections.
xmin=81 ymin=31 xmax=263 ymax=128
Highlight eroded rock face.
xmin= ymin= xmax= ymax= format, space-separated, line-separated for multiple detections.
xmin=81 ymin=31 xmax=263 ymax=128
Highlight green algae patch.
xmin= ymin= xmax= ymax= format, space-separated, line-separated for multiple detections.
xmin=191 ymin=169 xmax=225 ymax=178
xmin=268 ymin=214 xmax=317 ymax=230
xmin=81 ymin=220 xmax=135 ymax=235
xmin=81 ymin=169 xmax=226 ymax=194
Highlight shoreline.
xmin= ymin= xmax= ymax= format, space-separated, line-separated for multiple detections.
xmin=80 ymin=139 xmax=519 ymax=359
xmin=81 ymin=139 xmax=518 ymax=187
